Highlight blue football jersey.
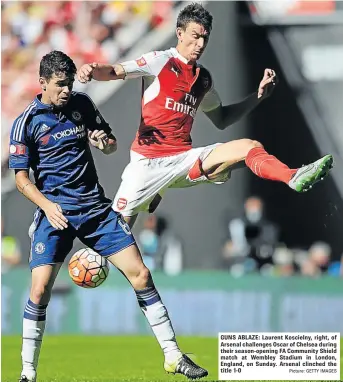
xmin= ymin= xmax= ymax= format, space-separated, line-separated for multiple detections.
xmin=9 ymin=91 xmax=113 ymax=210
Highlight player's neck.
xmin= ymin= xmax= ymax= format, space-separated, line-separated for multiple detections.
xmin=40 ymin=93 xmax=52 ymax=106
xmin=175 ymin=46 xmax=196 ymax=65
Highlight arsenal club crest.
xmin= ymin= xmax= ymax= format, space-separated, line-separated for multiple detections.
xmin=117 ymin=198 xmax=127 ymax=210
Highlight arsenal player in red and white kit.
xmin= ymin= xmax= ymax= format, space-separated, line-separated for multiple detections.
xmin=78 ymin=3 xmax=333 ymax=229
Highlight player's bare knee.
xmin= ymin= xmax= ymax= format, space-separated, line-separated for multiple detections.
xmin=131 ymin=266 xmax=151 ymax=290
xmin=240 ymin=139 xmax=263 ymax=158
xmin=252 ymin=140 xmax=263 ymax=149
xmin=30 ymin=284 xmax=52 ymax=305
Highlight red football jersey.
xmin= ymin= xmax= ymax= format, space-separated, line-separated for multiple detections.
xmin=120 ymin=48 xmax=221 ymax=158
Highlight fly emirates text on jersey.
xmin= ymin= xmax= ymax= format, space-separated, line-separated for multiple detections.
xmin=165 ymin=93 xmax=197 ymax=118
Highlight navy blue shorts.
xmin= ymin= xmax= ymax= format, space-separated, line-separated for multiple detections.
xmin=29 ymin=204 xmax=135 ymax=269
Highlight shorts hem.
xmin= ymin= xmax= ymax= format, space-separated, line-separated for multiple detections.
xmin=114 ymin=143 xmax=224 ymax=210
xmin=9 ymin=166 xmax=30 ymax=170
xmin=111 ymin=204 xmax=137 ymax=216
xmin=29 ymin=260 xmax=64 ymax=271
xmin=100 ymin=240 xmax=136 ymax=257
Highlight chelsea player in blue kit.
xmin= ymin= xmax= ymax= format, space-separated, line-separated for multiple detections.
xmin=9 ymin=51 xmax=207 ymax=382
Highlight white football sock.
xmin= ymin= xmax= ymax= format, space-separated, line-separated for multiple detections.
xmin=21 ymin=300 xmax=47 ymax=378
xmin=136 ymin=286 xmax=182 ymax=362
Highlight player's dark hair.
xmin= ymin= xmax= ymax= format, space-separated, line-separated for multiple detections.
xmin=177 ymin=3 xmax=213 ymax=33
xmin=39 ymin=50 xmax=77 ymax=81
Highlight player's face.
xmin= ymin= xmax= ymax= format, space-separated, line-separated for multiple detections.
xmin=177 ymin=22 xmax=210 ymax=62
xmin=40 ymin=73 xmax=74 ymax=107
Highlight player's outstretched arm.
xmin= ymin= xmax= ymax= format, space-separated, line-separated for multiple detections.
xmin=15 ymin=170 xmax=68 ymax=230
xmin=78 ymin=52 xmax=162 ymax=84
xmin=204 ymin=69 xmax=277 ymax=130
xmin=205 ymin=92 xmax=263 ymax=130
xmin=78 ymin=63 xmax=126 ymax=83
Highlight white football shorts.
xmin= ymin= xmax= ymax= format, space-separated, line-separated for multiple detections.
xmin=112 ymin=143 xmax=230 ymax=216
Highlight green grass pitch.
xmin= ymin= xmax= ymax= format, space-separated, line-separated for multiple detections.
xmin=2 ymin=336 xmax=342 ymax=381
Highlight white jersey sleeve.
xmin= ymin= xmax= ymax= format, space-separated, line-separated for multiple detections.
xmin=199 ymin=75 xmax=222 ymax=112
xmin=120 ymin=51 xmax=170 ymax=79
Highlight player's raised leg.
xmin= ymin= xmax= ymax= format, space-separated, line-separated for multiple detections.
xmin=20 ymin=263 xmax=62 ymax=382
xmin=201 ymin=139 xmax=333 ymax=192
xmin=107 ymin=244 xmax=208 ymax=379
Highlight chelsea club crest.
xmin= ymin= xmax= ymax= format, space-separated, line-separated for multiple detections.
xmin=35 ymin=242 xmax=45 ymax=254
xmin=72 ymin=111 xmax=82 ymax=121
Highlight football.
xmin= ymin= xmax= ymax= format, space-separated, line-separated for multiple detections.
xmin=68 ymin=248 xmax=109 ymax=288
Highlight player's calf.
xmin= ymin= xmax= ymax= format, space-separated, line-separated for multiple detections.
xmin=107 ymin=245 xmax=182 ymax=366
xmin=20 ymin=264 xmax=62 ymax=382
xmin=134 ymin=283 xmax=182 ymax=365
xmin=245 ymin=147 xmax=334 ymax=190
xmin=20 ymin=298 xmax=47 ymax=382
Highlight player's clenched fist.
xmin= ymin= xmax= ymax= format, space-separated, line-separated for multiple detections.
xmin=88 ymin=130 xmax=109 ymax=150
xmin=42 ymin=202 xmax=68 ymax=230
xmin=257 ymin=68 xmax=278 ymax=99
xmin=77 ymin=63 xmax=98 ymax=83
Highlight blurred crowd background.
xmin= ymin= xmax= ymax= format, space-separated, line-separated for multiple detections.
xmin=1 ymin=0 xmax=177 ymax=178
xmin=3 ymin=202 xmax=343 ymax=278
xmin=2 ymin=0 xmax=343 ymax=279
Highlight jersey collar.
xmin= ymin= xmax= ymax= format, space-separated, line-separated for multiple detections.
xmin=171 ymin=47 xmax=196 ymax=67
xmin=35 ymin=94 xmax=55 ymax=111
